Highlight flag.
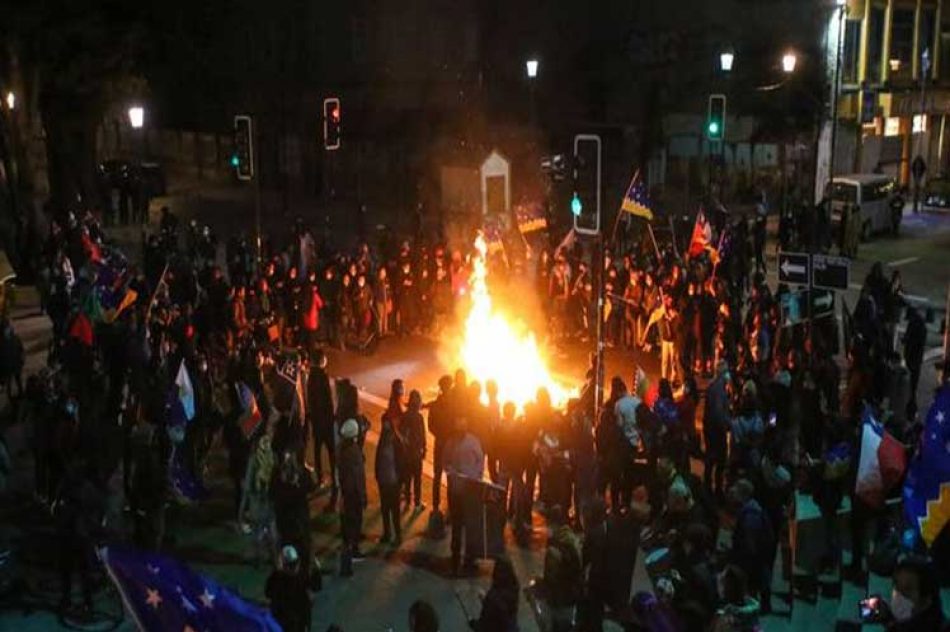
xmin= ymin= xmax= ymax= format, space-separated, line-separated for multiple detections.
xmin=236 ymin=382 xmax=263 ymax=439
xmin=855 ymin=406 xmax=907 ymax=508
xmin=169 ymin=445 xmax=208 ymax=503
xmin=175 ymin=360 xmax=196 ymax=422
xmin=100 ymin=544 xmax=280 ymax=632
xmin=620 ymin=171 xmax=654 ymax=221
xmin=68 ymin=312 xmax=94 ymax=347
xmin=275 ymin=356 xmax=306 ymax=424
xmin=687 ymin=208 xmax=713 ymax=258
xmin=104 ymin=288 xmax=139 ymax=324
xmin=554 ymin=228 xmax=576 ymax=259
xmin=903 ymin=385 xmax=950 ymax=547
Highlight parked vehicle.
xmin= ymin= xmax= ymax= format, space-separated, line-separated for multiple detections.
xmin=922 ymin=176 xmax=950 ymax=212
xmin=827 ymin=174 xmax=904 ymax=240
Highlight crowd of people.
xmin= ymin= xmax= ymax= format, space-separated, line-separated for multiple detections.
xmin=1 ymin=196 xmax=948 ymax=632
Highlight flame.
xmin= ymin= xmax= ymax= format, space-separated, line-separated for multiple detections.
xmin=452 ymin=233 xmax=571 ymax=410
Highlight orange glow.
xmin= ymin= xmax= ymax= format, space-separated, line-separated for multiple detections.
xmin=446 ymin=233 xmax=571 ymax=411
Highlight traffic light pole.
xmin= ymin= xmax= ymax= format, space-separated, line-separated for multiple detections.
xmin=594 ymin=232 xmax=605 ymax=423
xmin=254 ymin=117 xmax=263 ymax=263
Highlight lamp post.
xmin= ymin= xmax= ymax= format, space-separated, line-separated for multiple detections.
xmin=526 ymin=57 xmax=539 ymax=126
xmin=720 ymin=52 xmax=735 ymax=73
xmin=782 ymin=52 xmax=798 ymax=74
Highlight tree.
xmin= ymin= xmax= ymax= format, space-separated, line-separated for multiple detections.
xmin=2 ymin=1 xmax=147 ymax=217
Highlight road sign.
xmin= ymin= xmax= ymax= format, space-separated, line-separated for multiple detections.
xmin=811 ymin=253 xmax=850 ymax=291
xmin=777 ymin=251 xmax=810 ymax=285
xmin=810 ymin=288 xmax=835 ymax=317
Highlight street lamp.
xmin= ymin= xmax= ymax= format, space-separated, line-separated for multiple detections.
xmin=782 ymin=52 xmax=798 ymax=74
xmin=4 ymin=92 xmax=14 ymax=111
xmin=720 ymin=52 xmax=735 ymax=72
xmin=128 ymin=106 xmax=144 ymax=129
xmin=526 ymin=58 xmax=539 ymax=79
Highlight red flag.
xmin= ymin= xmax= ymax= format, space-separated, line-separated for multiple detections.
xmin=68 ymin=312 xmax=94 ymax=347
xmin=687 ymin=208 xmax=712 ymax=258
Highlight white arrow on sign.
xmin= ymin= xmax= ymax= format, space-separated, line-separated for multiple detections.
xmin=814 ymin=293 xmax=833 ymax=309
xmin=781 ymin=259 xmax=806 ymax=277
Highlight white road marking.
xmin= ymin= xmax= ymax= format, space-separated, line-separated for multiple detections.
xmin=886 ymin=256 xmax=920 ymax=267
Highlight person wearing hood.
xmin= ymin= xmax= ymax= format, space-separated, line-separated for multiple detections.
xmin=727 ymin=479 xmax=775 ymax=615
xmin=338 ymin=417 xmax=367 ymax=575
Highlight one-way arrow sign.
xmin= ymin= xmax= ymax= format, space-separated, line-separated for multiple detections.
xmin=777 ymin=252 xmax=810 ymax=285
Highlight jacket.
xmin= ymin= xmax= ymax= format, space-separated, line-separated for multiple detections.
xmin=338 ymin=440 xmax=367 ymax=504
xmin=374 ymin=430 xmax=404 ymax=488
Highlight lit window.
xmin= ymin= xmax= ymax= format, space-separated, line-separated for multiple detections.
xmin=884 ymin=117 xmax=901 ymax=136
xmin=913 ymin=114 xmax=927 ymax=133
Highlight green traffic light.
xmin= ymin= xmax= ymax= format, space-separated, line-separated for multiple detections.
xmin=708 ymin=121 xmax=720 ymax=136
xmin=571 ymin=193 xmax=582 ymax=216
xmin=230 ymin=154 xmax=240 ymax=167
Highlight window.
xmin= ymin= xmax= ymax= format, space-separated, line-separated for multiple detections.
xmin=919 ymin=9 xmax=936 ymax=80
xmin=890 ymin=8 xmax=915 ymax=81
xmin=842 ymin=19 xmax=861 ymax=84
xmin=867 ymin=6 xmax=885 ymax=84
xmin=828 ymin=182 xmax=857 ymax=203
xmin=885 ymin=117 xmax=901 ymax=136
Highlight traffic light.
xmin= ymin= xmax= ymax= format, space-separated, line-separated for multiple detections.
xmin=323 ymin=97 xmax=341 ymax=150
xmin=572 ymin=134 xmax=602 ymax=235
xmin=706 ymin=94 xmax=726 ymax=141
xmin=232 ymin=115 xmax=254 ymax=180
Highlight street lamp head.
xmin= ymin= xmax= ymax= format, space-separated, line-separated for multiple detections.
xmin=4 ymin=92 xmax=14 ymax=111
xmin=526 ymin=58 xmax=539 ymax=79
xmin=720 ymin=52 xmax=735 ymax=72
xmin=128 ymin=106 xmax=144 ymax=129
xmin=782 ymin=52 xmax=797 ymax=74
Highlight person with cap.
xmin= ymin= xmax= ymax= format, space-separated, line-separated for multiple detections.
xmin=265 ymin=544 xmax=312 ymax=632
xmin=338 ymin=417 xmax=367 ymax=576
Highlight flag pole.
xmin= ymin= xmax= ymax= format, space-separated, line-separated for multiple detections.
xmin=611 ymin=169 xmax=640 ymax=247
xmin=710 ymin=228 xmax=727 ymax=281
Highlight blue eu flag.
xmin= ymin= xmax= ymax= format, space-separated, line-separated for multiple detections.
xmin=903 ymin=384 xmax=950 ymax=547
xmin=100 ymin=544 xmax=281 ymax=631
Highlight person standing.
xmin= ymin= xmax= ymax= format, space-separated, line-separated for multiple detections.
xmin=265 ymin=545 xmax=312 ymax=632
xmin=402 ymin=389 xmax=427 ymax=511
xmin=427 ymin=375 xmax=453 ymax=515
xmin=703 ymin=360 xmax=732 ymax=498
xmin=727 ymin=479 xmax=775 ymax=614
xmin=375 ymin=414 xmax=405 ymax=545
xmin=902 ymin=305 xmax=927 ymax=419
xmin=446 ymin=415 xmax=484 ymax=576
xmin=308 ymin=351 xmax=336 ymax=492
xmin=338 ymin=418 xmax=367 ymax=576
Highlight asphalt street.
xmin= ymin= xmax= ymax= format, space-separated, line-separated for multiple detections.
xmin=1 ymin=195 xmax=949 ymax=631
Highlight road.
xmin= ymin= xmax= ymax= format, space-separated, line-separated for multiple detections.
xmin=2 ymin=192 xmax=949 ymax=631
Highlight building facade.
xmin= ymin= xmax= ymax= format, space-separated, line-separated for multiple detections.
xmin=837 ymin=0 xmax=950 ymax=183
